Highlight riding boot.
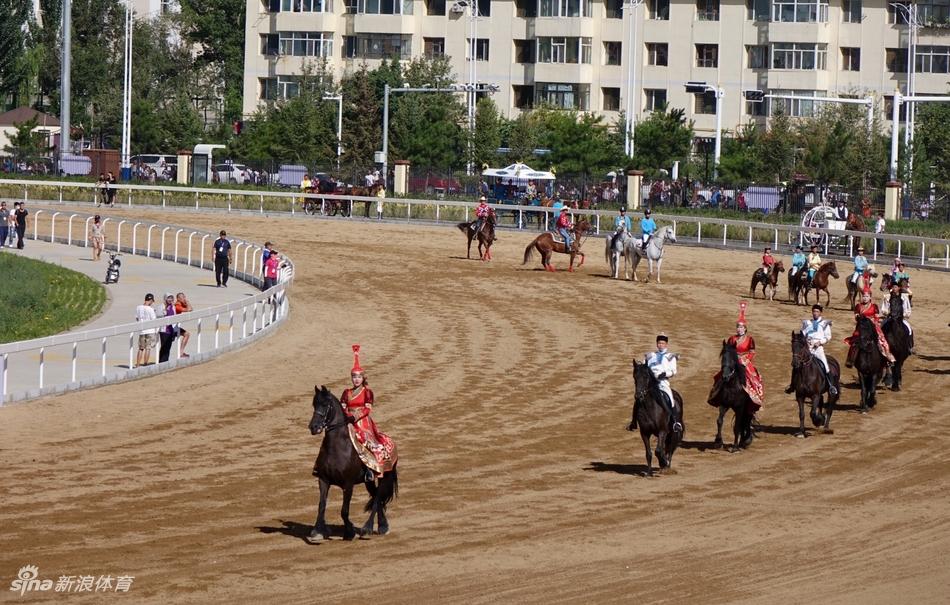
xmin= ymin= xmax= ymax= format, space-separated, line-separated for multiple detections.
xmin=784 ymin=369 xmax=796 ymax=394
xmin=364 ymin=467 xmax=376 ymax=483
xmin=845 ymin=345 xmax=857 ymax=368
xmin=825 ymin=370 xmax=838 ymax=396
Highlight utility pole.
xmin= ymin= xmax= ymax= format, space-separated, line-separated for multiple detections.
xmin=623 ymin=0 xmax=644 ymax=158
xmin=59 ymin=0 xmax=72 ymax=169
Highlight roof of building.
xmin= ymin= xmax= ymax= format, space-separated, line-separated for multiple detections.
xmin=0 ymin=107 xmax=61 ymax=128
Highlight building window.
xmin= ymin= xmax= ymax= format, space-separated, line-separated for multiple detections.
xmin=539 ymin=0 xmax=594 ymax=17
xmin=648 ymin=0 xmax=669 ymax=19
xmin=605 ymin=0 xmax=623 ymax=18
xmin=514 ymin=39 xmax=535 ymax=63
xmin=537 ymin=37 xmax=591 ymax=64
xmin=772 ymin=0 xmax=828 ymax=22
xmin=772 ymin=42 xmax=827 ymax=70
xmin=276 ymin=0 xmax=332 ymax=11
xmin=747 ymin=97 xmax=768 ymax=116
xmin=477 ymin=0 xmax=491 ymax=16
xmin=746 ymin=0 xmax=768 ymax=20
xmin=843 ymin=0 xmax=861 ymax=22
xmin=261 ymin=34 xmax=279 ymax=56
xmin=771 ymin=89 xmax=824 ymax=117
xmin=535 ymin=82 xmax=590 ymax=110
xmin=513 ymin=85 xmax=534 ymax=109
xmin=694 ymin=90 xmax=717 ymax=114
xmin=602 ymin=87 xmax=621 ymax=111
xmin=277 ymin=32 xmax=334 ymax=57
xmin=644 ymin=88 xmax=667 ymax=111
xmin=907 ymin=0 xmax=950 ymax=25
xmin=161 ymin=0 xmax=177 ymax=14
xmin=646 ymin=42 xmax=668 ymax=66
xmin=343 ymin=34 xmax=412 ymax=59
xmin=259 ymin=76 xmax=304 ymax=100
xmin=424 ymin=37 xmax=445 ymax=58
xmin=345 ymin=0 xmax=413 ymax=14
xmin=696 ymin=44 xmax=718 ymax=68
xmin=747 ymin=45 xmax=767 ymax=68
xmin=884 ymin=96 xmax=909 ymax=121
xmin=887 ymin=2 xmax=910 ymax=24
xmin=916 ymin=45 xmax=950 ymax=73
xmin=426 ymin=0 xmax=445 ymax=14
xmin=516 ymin=0 xmax=538 ymax=16
xmin=604 ymin=41 xmax=622 ymax=65
xmin=467 ymin=39 xmax=490 ymax=61
xmin=697 ymin=0 xmax=719 ymax=20
xmin=841 ymin=47 xmax=860 ymax=71
xmin=886 ymin=47 xmax=908 ymax=71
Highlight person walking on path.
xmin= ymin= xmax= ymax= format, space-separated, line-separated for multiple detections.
xmin=158 ymin=294 xmax=179 ymax=363
xmin=88 ymin=215 xmax=105 ymax=260
xmin=212 ymin=230 xmax=232 ymax=287
xmin=6 ymin=205 xmax=15 ymax=246
xmin=134 ymin=293 xmax=158 ymax=368
xmin=874 ymin=211 xmax=886 ymax=254
xmin=14 ymin=202 xmax=28 ymax=249
xmin=174 ymin=292 xmax=193 ymax=358
xmin=0 ymin=201 xmax=9 ymax=248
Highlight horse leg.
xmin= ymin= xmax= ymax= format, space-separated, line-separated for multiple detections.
xmin=309 ymin=478 xmax=331 ymax=542
xmin=341 ymin=484 xmax=357 ymax=540
xmin=466 ymin=233 xmax=472 ymax=259
xmin=360 ymin=481 xmax=378 ymax=538
xmin=796 ymin=395 xmax=807 ymax=438
xmin=714 ymin=406 xmax=727 ymax=448
xmin=731 ymin=408 xmax=743 ymax=452
xmin=641 ymin=430 xmax=653 ymax=476
xmin=568 ymin=252 xmax=575 ymax=272
xmin=578 ymin=252 xmax=585 ymax=268
xmin=655 ymin=430 xmax=670 ymax=469
xmin=655 ymin=258 xmax=662 ymax=283
xmin=631 ymin=256 xmax=640 ymax=282
xmin=892 ymin=359 xmax=903 ymax=391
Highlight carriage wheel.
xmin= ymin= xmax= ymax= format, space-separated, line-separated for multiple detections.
xmin=304 ymin=201 xmax=315 ymax=216
xmin=340 ymin=203 xmax=351 ymax=218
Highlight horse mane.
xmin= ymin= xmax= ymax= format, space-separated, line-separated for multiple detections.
xmin=820 ymin=261 xmax=836 ymax=271
xmin=856 ymin=315 xmax=878 ymax=343
xmin=720 ymin=341 xmax=747 ymax=387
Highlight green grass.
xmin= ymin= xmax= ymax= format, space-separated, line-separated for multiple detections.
xmin=0 ymin=254 xmax=106 ymax=343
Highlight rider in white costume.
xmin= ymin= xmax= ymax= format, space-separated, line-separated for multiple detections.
xmin=644 ymin=333 xmax=682 ymax=432
xmin=785 ymin=304 xmax=838 ymax=396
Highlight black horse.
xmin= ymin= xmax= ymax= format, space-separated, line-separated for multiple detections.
xmin=853 ymin=316 xmax=885 ymax=413
xmin=707 ymin=341 xmax=755 ymax=451
xmin=789 ymin=331 xmax=840 ymax=437
xmin=882 ymin=292 xmax=913 ymax=391
xmin=308 ymin=386 xmax=398 ymax=543
xmin=627 ymin=360 xmax=684 ymax=475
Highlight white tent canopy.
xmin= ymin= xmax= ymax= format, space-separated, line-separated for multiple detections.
xmin=481 ymin=162 xmax=555 ymax=181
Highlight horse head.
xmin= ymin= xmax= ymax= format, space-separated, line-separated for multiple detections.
xmin=856 ymin=315 xmax=878 ymax=348
xmin=791 ymin=331 xmax=811 ymax=369
xmin=632 ymin=360 xmax=656 ymax=402
xmin=661 ymin=225 xmax=676 ymax=244
xmin=309 ymin=385 xmax=340 ymax=435
xmin=888 ymin=292 xmax=905 ymax=321
xmin=720 ymin=340 xmax=741 ymax=382
xmin=574 ymin=218 xmax=591 ymax=236
xmin=825 ymin=261 xmax=840 ymax=279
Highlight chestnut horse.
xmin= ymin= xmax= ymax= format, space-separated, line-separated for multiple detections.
xmin=846 ymin=213 xmax=866 ymax=252
xmin=750 ymin=260 xmax=785 ymax=301
xmin=522 ymin=218 xmax=591 ymax=272
xmin=347 ymin=182 xmax=383 ymax=218
xmin=801 ymin=261 xmax=840 ymax=307
xmin=456 ymin=210 xmax=496 ymax=261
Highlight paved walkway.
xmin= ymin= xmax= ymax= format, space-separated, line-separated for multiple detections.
xmin=1 ymin=239 xmax=258 ymax=400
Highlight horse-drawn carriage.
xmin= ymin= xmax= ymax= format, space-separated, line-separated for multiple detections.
xmin=799 ymin=204 xmax=850 ymax=251
xmin=301 ymin=177 xmax=382 ymax=218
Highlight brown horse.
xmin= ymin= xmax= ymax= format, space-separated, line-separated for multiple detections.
xmin=846 ymin=213 xmax=867 ymax=252
xmin=844 ymin=267 xmax=877 ymax=310
xmin=347 ymin=183 xmax=383 ymax=218
xmin=456 ymin=209 xmax=496 ymax=261
xmin=522 ymin=218 xmax=590 ymax=272
xmin=802 ymin=261 xmax=840 ymax=306
xmin=750 ymin=260 xmax=785 ymax=301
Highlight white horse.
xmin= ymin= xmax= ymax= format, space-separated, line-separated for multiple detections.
xmin=605 ymin=228 xmax=632 ymax=279
xmin=623 ymin=225 xmax=676 ymax=283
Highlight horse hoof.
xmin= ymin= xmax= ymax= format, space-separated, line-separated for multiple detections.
xmin=713 ymin=439 xmax=723 ymax=449
xmin=823 ymin=428 xmax=834 ymax=435
xmin=568 ymin=267 xmax=574 ymax=272
xmin=307 ymin=530 xmax=325 ymax=544
xmin=795 ymin=432 xmax=805 ymax=439
xmin=377 ymin=526 xmax=390 ymax=536
xmin=358 ymin=530 xmax=372 ymax=540
xmin=892 ymin=385 xmax=901 ymax=392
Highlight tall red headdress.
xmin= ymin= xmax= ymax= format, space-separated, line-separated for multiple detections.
xmin=351 ymin=344 xmax=364 ymax=374
xmin=861 ymin=279 xmax=872 ymax=296
xmin=736 ymin=301 xmax=748 ymax=327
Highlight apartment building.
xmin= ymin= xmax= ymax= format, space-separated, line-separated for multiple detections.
xmin=242 ymin=0 xmax=950 ymax=137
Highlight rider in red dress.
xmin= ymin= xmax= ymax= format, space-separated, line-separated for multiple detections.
xmin=845 ymin=287 xmax=894 ymax=367
xmin=730 ymin=301 xmax=764 ymax=410
xmin=341 ymin=345 xmax=397 ymax=482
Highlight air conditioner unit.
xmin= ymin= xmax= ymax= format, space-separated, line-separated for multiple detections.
xmin=450 ymin=2 xmax=466 ymax=13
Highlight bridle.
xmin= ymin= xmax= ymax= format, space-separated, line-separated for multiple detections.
xmin=791 ymin=336 xmax=813 ymax=369
xmin=312 ymin=402 xmax=348 ymax=433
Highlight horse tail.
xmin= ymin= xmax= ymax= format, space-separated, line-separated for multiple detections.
xmin=523 ymin=241 xmax=535 ymax=265
xmin=456 ymin=221 xmax=470 ymax=233
xmin=605 ymin=237 xmax=612 ymax=265
xmin=365 ymin=464 xmax=398 ymax=512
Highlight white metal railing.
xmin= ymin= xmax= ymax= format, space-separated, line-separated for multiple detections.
xmin=2 ymin=178 xmax=948 ymax=270
xmin=0 ymin=210 xmax=294 ymax=404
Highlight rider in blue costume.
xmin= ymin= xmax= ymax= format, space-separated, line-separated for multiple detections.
xmin=640 ymin=208 xmax=657 ymax=249
xmin=790 ymin=244 xmax=807 ymax=278
xmin=850 ymin=246 xmax=868 ymax=285
xmin=611 ymin=206 xmax=632 ymax=250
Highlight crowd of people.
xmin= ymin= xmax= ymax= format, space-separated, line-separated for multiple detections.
xmin=0 ymin=200 xmax=29 ymax=249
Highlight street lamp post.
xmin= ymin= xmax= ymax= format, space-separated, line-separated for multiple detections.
xmin=623 ymin=0 xmax=644 ymax=158
xmin=685 ymin=82 xmax=724 ymax=180
xmin=59 ymin=0 xmax=72 ymax=168
xmin=888 ymin=93 xmax=950 ymax=182
xmin=120 ymin=1 xmax=132 ymax=180
xmin=322 ymin=94 xmax=343 ymax=171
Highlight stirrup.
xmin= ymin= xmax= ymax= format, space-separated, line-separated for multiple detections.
xmin=672 ymin=421 xmax=683 ymax=432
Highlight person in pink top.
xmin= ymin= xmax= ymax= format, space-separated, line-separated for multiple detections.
xmin=556 ymin=206 xmax=574 ymax=251
xmin=263 ymin=249 xmax=285 ymax=291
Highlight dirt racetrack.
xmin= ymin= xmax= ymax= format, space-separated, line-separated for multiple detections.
xmin=2 ymin=208 xmax=949 ymax=604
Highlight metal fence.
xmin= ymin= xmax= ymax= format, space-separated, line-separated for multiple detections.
xmin=0 ymin=209 xmax=294 ymax=404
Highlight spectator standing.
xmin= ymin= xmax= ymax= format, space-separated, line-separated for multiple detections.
xmin=874 ymin=211 xmax=886 ymax=254
xmin=14 ymin=201 xmax=28 ymax=249
xmin=263 ymin=249 xmax=283 ymax=291
xmin=158 ymin=294 xmax=178 ymax=363
xmin=6 ymin=205 xmax=15 ymax=246
xmin=88 ymin=215 xmax=105 ymax=260
xmin=376 ymin=185 xmax=386 ymax=220
xmin=95 ymin=174 xmax=106 ymax=207
xmin=0 ymin=201 xmax=8 ymax=248
xmin=134 ymin=293 xmax=158 ymax=368
xmin=174 ymin=292 xmax=193 ymax=358
xmin=105 ymin=172 xmax=117 ymax=207
xmin=261 ymin=241 xmax=273 ymax=276
xmin=212 ymin=230 xmax=232 ymax=287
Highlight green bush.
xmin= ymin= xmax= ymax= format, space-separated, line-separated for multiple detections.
xmin=0 ymin=255 xmax=106 ymax=343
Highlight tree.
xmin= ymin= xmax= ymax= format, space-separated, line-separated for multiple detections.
xmin=0 ymin=0 xmax=34 ymax=108
xmin=758 ymin=111 xmax=796 ymax=183
xmin=911 ymin=102 xmax=950 ymax=188
xmin=717 ymin=124 xmax=763 ymax=183
xmin=797 ymin=107 xmax=854 ymax=185
xmin=534 ymin=108 xmax=624 ymax=176
xmin=631 ymin=104 xmax=694 ymax=174
xmin=507 ymin=111 xmax=539 ymax=163
xmin=471 ymin=98 xmax=502 ymax=169
xmin=3 ymin=117 xmax=52 ymax=161
xmin=340 ymin=65 xmax=381 ymax=173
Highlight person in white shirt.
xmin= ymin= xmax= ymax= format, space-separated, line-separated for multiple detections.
xmin=643 ymin=333 xmax=682 ymax=432
xmin=134 ymin=293 xmax=158 ymax=368
xmin=874 ymin=211 xmax=886 ymax=254
xmin=786 ymin=304 xmax=838 ymax=396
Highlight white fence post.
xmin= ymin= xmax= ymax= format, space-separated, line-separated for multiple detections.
xmin=174 ymin=229 xmax=184 ymax=262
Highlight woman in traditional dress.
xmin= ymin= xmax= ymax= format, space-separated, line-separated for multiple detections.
xmin=728 ymin=302 xmax=764 ymax=411
xmin=340 ymin=345 xmax=397 ymax=483
xmin=845 ymin=286 xmax=894 ymax=367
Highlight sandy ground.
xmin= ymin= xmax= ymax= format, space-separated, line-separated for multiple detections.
xmin=1 ymin=209 xmax=949 ymax=604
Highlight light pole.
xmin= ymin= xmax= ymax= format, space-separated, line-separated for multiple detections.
xmin=59 ymin=0 xmax=72 ymax=168
xmin=891 ymin=2 xmax=920 ymax=184
xmin=323 ymin=94 xmax=343 ymax=171
xmin=685 ymin=82 xmax=724 ymax=180
xmin=450 ymin=0 xmax=481 ymax=174
xmin=120 ymin=1 xmax=132 ymax=180
xmin=623 ymin=0 xmax=644 ymax=158
xmin=888 ymin=93 xmax=950 ymax=182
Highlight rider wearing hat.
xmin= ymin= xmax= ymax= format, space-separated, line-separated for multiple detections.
xmin=472 ymin=195 xmax=491 ymax=234
xmin=340 ymin=345 xmax=397 ymax=483
xmin=790 ymin=244 xmax=807 ymax=278
xmin=761 ymin=246 xmax=775 ymax=272
xmin=611 ymin=206 xmax=632 ymax=250
xmin=786 ymin=304 xmax=838 ymax=396
xmin=640 ymin=208 xmax=657 ymax=249
xmin=850 ymin=246 xmax=869 ymax=285
xmin=556 ymin=205 xmax=574 ymax=251
xmin=806 ymin=244 xmax=822 ymax=285
xmin=642 ymin=333 xmax=682 ymax=432
xmin=845 ymin=284 xmax=894 ymax=367
xmin=880 ymin=282 xmax=914 ymax=352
